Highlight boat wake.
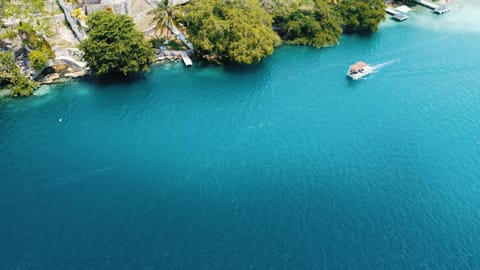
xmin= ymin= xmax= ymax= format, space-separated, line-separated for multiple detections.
xmin=43 ymin=166 xmax=117 ymax=190
xmin=371 ymin=59 xmax=398 ymax=71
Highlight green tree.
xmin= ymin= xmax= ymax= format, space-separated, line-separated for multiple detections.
xmin=0 ymin=51 xmax=18 ymax=85
xmin=29 ymin=50 xmax=49 ymax=71
xmin=0 ymin=51 xmax=37 ymax=97
xmin=11 ymin=75 xmax=37 ymax=97
xmin=337 ymin=0 xmax=386 ymax=34
xmin=149 ymin=0 xmax=181 ymax=39
xmin=79 ymin=11 xmax=156 ymax=76
xmin=183 ymin=0 xmax=280 ymax=64
xmin=275 ymin=0 xmax=343 ymax=48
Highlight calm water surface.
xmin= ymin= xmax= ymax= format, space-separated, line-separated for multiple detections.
xmin=1 ymin=12 xmax=480 ymax=270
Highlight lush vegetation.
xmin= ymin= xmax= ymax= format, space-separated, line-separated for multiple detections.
xmin=337 ymin=0 xmax=386 ymax=34
xmin=0 ymin=51 xmax=18 ymax=86
xmin=0 ymin=0 xmax=55 ymax=96
xmin=0 ymin=0 xmax=387 ymax=99
xmin=182 ymin=0 xmax=280 ymax=64
xmin=0 ymin=51 xmax=37 ymax=97
xmin=29 ymin=49 xmax=49 ymax=71
xmin=0 ymin=0 xmax=52 ymax=47
xmin=269 ymin=0 xmax=385 ymax=47
xmin=178 ymin=0 xmax=385 ymax=63
xmin=149 ymin=0 xmax=181 ymax=39
xmin=79 ymin=11 xmax=155 ymax=76
xmin=274 ymin=0 xmax=343 ymax=47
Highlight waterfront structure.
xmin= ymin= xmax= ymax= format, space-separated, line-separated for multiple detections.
xmin=393 ymin=5 xmax=412 ymax=21
xmin=83 ymin=0 xmax=131 ymax=15
xmin=385 ymin=5 xmax=411 ymax=21
xmin=415 ymin=0 xmax=451 ymax=15
xmin=181 ymin=54 xmax=192 ymax=67
xmin=434 ymin=5 xmax=451 ymax=14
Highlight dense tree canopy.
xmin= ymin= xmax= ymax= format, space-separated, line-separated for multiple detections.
xmin=262 ymin=0 xmax=386 ymax=47
xmin=274 ymin=0 xmax=343 ymax=47
xmin=337 ymin=0 xmax=386 ymax=34
xmin=80 ymin=11 xmax=155 ymax=76
xmin=183 ymin=0 xmax=280 ymax=64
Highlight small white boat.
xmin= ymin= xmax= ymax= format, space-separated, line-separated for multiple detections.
xmin=434 ymin=5 xmax=450 ymax=14
xmin=393 ymin=5 xmax=411 ymax=21
xmin=393 ymin=12 xmax=409 ymax=21
xmin=347 ymin=61 xmax=373 ymax=80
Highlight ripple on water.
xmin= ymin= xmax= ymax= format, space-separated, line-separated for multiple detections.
xmin=1 ymin=13 xmax=480 ymax=270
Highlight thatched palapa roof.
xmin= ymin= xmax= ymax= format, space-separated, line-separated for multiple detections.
xmin=350 ymin=61 xmax=368 ymax=72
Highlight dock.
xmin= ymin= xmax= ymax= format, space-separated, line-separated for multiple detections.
xmin=434 ymin=5 xmax=450 ymax=14
xmin=385 ymin=6 xmax=410 ymax=21
xmin=414 ymin=0 xmax=450 ymax=14
xmin=393 ymin=12 xmax=409 ymax=21
xmin=414 ymin=0 xmax=438 ymax=9
xmin=181 ymin=54 xmax=193 ymax=67
xmin=385 ymin=8 xmax=398 ymax=15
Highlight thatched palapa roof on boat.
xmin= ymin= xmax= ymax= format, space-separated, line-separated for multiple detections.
xmin=349 ymin=61 xmax=368 ymax=72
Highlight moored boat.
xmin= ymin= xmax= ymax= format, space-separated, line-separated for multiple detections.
xmin=434 ymin=5 xmax=450 ymax=14
xmin=347 ymin=61 xmax=373 ymax=80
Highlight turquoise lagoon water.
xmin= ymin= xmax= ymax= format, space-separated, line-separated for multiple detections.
xmin=2 ymin=11 xmax=480 ymax=270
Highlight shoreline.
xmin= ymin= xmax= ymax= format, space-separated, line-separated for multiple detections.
xmin=0 ymin=57 xmax=185 ymax=98
xmin=2 ymin=0 xmax=476 ymax=98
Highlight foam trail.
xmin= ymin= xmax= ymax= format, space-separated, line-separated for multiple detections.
xmin=371 ymin=59 xmax=398 ymax=71
xmin=44 ymin=166 xmax=117 ymax=190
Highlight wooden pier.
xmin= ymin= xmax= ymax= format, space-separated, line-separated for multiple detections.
xmin=181 ymin=54 xmax=193 ymax=67
xmin=385 ymin=8 xmax=397 ymax=15
xmin=415 ymin=0 xmax=438 ymax=9
xmin=414 ymin=0 xmax=450 ymax=14
xmin=385 ymin=6 xmax=410 ymax=21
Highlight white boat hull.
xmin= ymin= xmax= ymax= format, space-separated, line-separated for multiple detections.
xmin=347 ymin=66 xmax=373 ymax=80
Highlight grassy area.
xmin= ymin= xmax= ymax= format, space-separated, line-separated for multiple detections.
xmin=168 ymin=40 xmax=184 ymax=50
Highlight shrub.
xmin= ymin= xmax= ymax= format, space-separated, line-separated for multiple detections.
xmin=29 ymin=50 xmax=49 ymax=71
xmin=80 ymin=11 xmax=155 ymax=75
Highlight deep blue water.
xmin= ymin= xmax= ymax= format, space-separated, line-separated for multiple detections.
xmin=2 ymin=17 xmax=480 ymax=269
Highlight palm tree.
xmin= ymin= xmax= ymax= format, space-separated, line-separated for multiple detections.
xmin=149 ymin=0 xmax=178 ymax=40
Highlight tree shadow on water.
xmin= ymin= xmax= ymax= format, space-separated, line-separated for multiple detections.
xmin=190 ymin=57 xmax=269 ymax=75
xmin=77 ymin=72 xmax=157 ymax=106
xmin=181 ymin=58 xmax=272 ymax=95
xmin=80 ymin=72 xmax=148 ymax=89
xmin=222 ymin=60 xmax=268 ymax=75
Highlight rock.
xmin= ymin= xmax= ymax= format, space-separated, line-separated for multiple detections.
xmin=48 ymin=73 xmax=60 ymax=81
xmin=40 ymin=73 xmax=61 ymax=84
xmin=65 ymin=71 xmax=86 ymax=78
xmin=0 ymin=89 xmax=13 ymax=98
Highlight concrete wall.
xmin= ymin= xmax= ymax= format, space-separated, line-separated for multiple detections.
xmin=83 ymin=0 xmax=102 ymax=4
xmin=84 ymin=0 xmax=131 ymax=15
xmin=58 ymin=0 xmax=87 ymax=41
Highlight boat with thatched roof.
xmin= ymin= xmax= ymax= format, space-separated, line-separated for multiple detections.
xmin=347 ymin=61 xmax=373 ymax=80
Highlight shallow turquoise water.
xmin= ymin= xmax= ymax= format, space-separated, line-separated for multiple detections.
xmin=2 ymin=17 xmax=480 ymax=269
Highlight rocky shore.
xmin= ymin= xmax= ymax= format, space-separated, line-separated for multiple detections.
xmin=1 ymin=0 xmax=194 ymax=96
